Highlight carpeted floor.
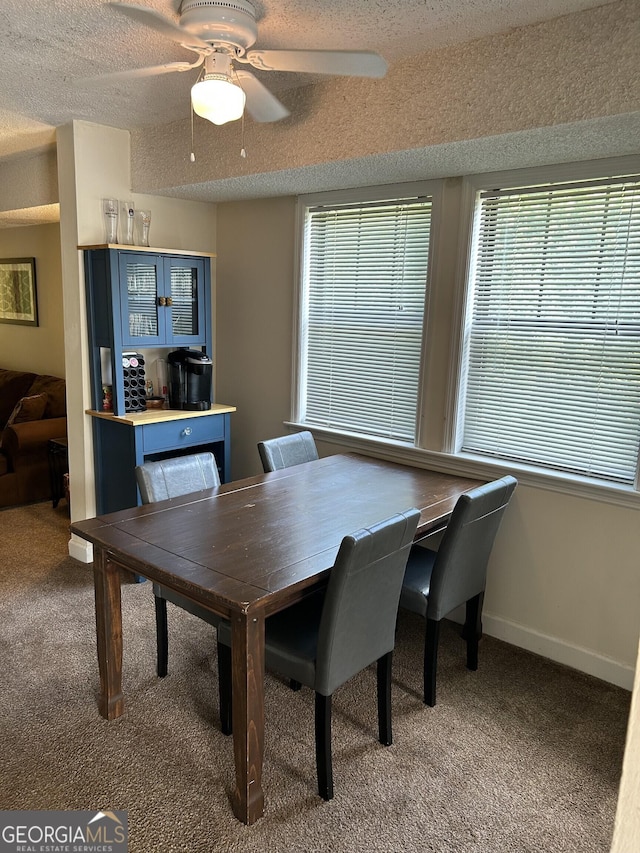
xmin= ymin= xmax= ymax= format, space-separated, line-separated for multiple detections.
xmin=0 ymin=501 xmax=630 ymax=852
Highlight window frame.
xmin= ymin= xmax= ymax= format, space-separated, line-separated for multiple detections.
xmin=449 ymin=155 xmax=640 ymax=501
xmin=289 ymin=158 xmax=640 ymax=511
xmin=292 ymin=181 xmax=441 ymax=445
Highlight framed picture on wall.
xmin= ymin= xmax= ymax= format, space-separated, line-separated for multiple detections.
xmin=0 ymin=258 xmax=38 ymax=326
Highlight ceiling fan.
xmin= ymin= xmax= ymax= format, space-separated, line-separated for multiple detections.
xmin=105 ymin=1 xmax=388 ymax=126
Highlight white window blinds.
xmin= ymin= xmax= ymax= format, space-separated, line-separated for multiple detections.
xmin=300 ymin=196 xmax=432 ymax=442
xmin=126 ymin=262 xmax=159 ymax=337
xmin=460 ymin=176 xmax=640 ymax=484
xmin=170 ymin=266 xmax=197 ymax=336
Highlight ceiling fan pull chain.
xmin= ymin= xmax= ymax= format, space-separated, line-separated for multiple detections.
xmin=240 ymin=112 xmax=247 ymax=158
xmin=190 ymin=102 xmax=196 ymax=163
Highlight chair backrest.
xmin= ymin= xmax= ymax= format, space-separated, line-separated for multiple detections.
xmin=427 ymin=475 xmax=517 ymax=621
xmin=258 ymin=430 xmax=319 ymax=472
xmin=315 ymin=508 xmax=420 ymax=696
xmin=135 ymin=452 xmax=220 ymax=504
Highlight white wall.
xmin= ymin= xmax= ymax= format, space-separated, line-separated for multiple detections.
xmin=485 ymin=487 xmax=640 ymax=686
xmin=0 ymin=223 xmax=64 ymax=377
xmin=0 ymin=148 xmax=57 ymax=213
xmin=56 ymin=121 xmax=216 ymax=561
xmin=215 ymin=197 xmax=297 ymax=477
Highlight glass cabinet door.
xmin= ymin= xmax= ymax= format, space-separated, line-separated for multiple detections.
xmin=119 ymin=254 xmax=165 ymax=346
xmin=165 ymin=256 xmax=206 ymax=345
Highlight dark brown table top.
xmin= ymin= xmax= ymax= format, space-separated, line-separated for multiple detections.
xmin=72 ymin=453 xmax=484 ymax=618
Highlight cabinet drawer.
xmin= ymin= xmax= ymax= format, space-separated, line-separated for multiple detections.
xmin=141 ymin=415 xmax=226 ymax=454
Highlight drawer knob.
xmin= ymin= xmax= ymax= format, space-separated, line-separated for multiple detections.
xmin=181 ymin=427 xmax=193 ymax=437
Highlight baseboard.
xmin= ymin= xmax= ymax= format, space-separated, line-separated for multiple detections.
xmin=483 ymin=612 xmax=635 ymax=691
xmin=68 ymin=535 xmax=93 ymax=564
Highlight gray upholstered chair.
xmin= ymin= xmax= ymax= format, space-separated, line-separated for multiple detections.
xmin=257 ymin=430 xmax=319 ymax=472
xmin=135 ymin=452 xmax=221 ymax=677
xmin=135 ymin=451 xmax=220 ymax=503
xmin=257 ymin=431 xmax=321 ymax=691
xmin=217 ymin=508 xmax=420 ymax=800
xmin=400 ymin=475 xmax=517 ymax=707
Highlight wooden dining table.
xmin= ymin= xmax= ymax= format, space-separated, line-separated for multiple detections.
xmin=71 ymin=452 xmax=483 ymax=824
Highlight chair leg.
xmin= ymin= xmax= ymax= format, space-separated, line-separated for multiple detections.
xmin=290 ymin=679 xmax=302 ymax=691
xmin=154 ymin=595 xmax=169 ymax=678
xmin=377 ymin=652 xmax=393 ymax=746
xmin=315 ymin=693 xmax=334 ymax=800
xmin=217 ymin=641 xmax=233 ymax=736
xmin=424 ymin=618 xmax=440 ymax=707
xmin=464 ymin=592 xmax=484 ymax=671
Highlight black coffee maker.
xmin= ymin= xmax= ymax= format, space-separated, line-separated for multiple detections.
xmin=167 ymin=348 xmax=212 ymax=411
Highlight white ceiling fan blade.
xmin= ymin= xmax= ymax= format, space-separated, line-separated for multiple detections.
xmin=82 ymin=60 xmax=201 ymax=86
xmin=235 ymin=70 xmax=290 ymax=123
xmin=108 ymin=2 xmax=210 ymax=51
xmin=245 ymin=49 xmax=387 ymax=78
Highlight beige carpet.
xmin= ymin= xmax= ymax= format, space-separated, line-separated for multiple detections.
xmin=0 ymin=501 xmax=630 ymax=852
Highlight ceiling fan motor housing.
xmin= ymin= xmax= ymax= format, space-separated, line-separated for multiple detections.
xmin=180 ymin=0 xmax=258 ymax=50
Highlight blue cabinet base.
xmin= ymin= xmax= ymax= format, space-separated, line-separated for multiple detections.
xmin=92 ymin=412 xmax=232 ymax=516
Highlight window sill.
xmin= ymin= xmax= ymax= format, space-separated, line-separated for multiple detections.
xmin=285 ymin=421 xmax=640 ymax=511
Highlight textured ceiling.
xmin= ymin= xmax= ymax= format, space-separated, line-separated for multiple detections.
xmin=0 ymin=204 xmax=59 ymax=228
xmin=0 ymin=0 xmax=615 ymax=159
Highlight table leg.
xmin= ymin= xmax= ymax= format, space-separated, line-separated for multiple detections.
xmin=230 ymin=610 xmax=265 ymax=824
xmin=93 ymin=548 xmax=124 ymax=720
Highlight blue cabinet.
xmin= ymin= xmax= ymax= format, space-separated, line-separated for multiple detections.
xmin=90 ymin=408 xmax=234 ymax=515
xmin=84 ymin=247 xmax=212 ymax=416
xmin=83 ymin=245 xmax=235 ymax=516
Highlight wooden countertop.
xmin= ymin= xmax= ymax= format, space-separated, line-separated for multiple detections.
xmin=79 ymin=243 xmax=216 ymax=258
xmin=86 ymin=403 xmax=236 ymax=426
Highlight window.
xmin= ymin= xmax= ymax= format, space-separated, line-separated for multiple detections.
xmin=297 ymin=188 xmax=433 ymax=442
xmin=458 ymin=175 xmax=640 ymax=485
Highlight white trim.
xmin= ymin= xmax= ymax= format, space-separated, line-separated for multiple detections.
xmin=69 ymin=535 xmax=93 ymax=564
xmin=435 ymin=606 xmax=633 ymax=690
xmin=413 ymin=179 xmax=448 ymax=448
xmin=298 ymin=180 xmax=439 ymax=208
xmin=462 ymin=154 xmax=640 ymax=195
xmin=454 ymin=159 xmax=640 ymax=488
xmin=291 ymin=197 xmax=305 ymax=421
xmin=293 ymin=179 xmax=443 ymax=427
xmin=284 ymin=422 xmax=640 ymax=510
xmin=445 ymin=175 xmax=477 ymax=453
xmin=293 ymin=182 xmax=438 ymax=438
xmin=483 ymin=612 xmax=635 ymax=691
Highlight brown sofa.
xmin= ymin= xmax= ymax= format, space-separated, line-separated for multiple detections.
xmin=0 ymin=368 xmax=67 ymax=508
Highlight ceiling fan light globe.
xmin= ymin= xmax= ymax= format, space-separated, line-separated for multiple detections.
xmin=191 ymin=77 xmax=246 ymax=125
